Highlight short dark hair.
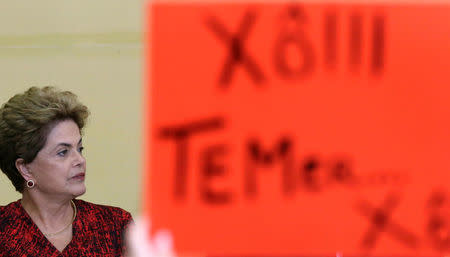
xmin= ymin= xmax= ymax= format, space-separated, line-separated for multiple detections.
xmin=0 ymin=86 xmax=89 ymax=192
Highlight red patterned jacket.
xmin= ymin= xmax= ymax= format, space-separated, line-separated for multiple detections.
xmin=0 ymin=199 xmax=132 ymax=257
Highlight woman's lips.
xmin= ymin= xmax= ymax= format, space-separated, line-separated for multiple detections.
xmin=72 ymin=173 xmax=85 ymax=180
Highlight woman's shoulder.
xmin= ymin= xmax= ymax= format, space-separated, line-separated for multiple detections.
xmin=73 ymin=199 xmax=132 ymax=224
xmin=0 ymin=200 xmax=22 ymax=219
xmin=0 ymin=200 xmax=24 ymax=234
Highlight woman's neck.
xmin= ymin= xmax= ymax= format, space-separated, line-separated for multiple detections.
xmin=21 ymin=191 xmax=74 ymax=234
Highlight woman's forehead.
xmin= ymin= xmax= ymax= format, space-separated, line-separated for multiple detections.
xmin=45 ymin=120 xmax=82 ymax=146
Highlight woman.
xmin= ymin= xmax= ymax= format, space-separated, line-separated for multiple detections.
xmin=0 ymin=87 xmax=132 ymax=256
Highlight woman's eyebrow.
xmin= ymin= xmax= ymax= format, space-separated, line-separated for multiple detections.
xmin=51 ymin=138 xmax=82 ymax=151
xmin=54 ymin=142 xmax=72 ymax=149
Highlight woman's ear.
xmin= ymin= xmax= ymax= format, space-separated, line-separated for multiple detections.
xmin=15 ymin=158 xmax=33 ymax=181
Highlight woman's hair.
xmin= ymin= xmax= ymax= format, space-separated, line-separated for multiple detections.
xmin=0 ymin=86 xmax=89 ymax=192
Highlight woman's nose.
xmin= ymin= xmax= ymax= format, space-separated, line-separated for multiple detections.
xmin=73 ymin=150 xmax=86 ymax=167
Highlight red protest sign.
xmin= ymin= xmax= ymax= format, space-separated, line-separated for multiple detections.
xmin=145 ymin=3 xmax=450 ymax=256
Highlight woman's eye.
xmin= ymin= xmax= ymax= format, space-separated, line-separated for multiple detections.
xmin=78 ymin=147 xmax=84 ymax=153
xmin=57 ymin=150 xmax=68 ymax=157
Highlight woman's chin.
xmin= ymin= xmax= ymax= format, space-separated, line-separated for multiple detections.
xmin=71 ymin=184 xmax=86 ymax=197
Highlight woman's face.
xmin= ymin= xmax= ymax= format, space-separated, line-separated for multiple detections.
xmin=26 ymin=119 xmax=86 ymax=198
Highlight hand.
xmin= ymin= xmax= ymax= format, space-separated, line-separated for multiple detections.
xmin=126 ymin=216 xmax=176 ymax=257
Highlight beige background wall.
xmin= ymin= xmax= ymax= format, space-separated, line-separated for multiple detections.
xmin=0 ymin=1 xmax=143 ymax=216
